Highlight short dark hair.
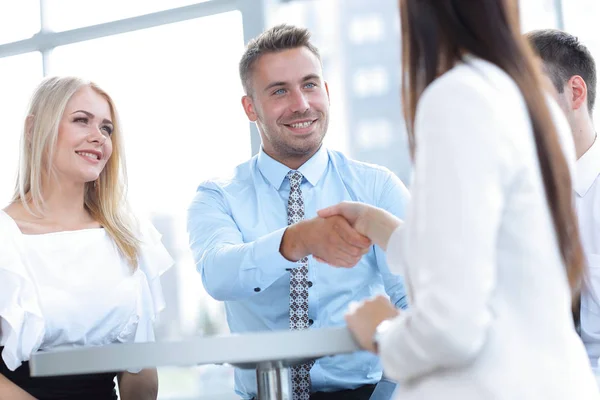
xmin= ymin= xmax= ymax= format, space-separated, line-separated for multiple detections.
xmin=239 ymin=24 xmax=321 ymax=96
xmin=526 ymin=29 xmax=596 ymax=113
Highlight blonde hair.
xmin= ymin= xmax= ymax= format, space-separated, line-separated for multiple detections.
xmin=12 ymin=76 xmax=140 ymax=268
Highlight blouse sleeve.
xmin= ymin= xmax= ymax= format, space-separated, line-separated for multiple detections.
xmin=378 ymin=72 xmax=510 ymax=383
xmin=132 ymin=219 xmax=175 ymax=344
xmin=0 ymin=216 xmax=45 ymax=371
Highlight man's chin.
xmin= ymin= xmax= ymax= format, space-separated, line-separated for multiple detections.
xmin=286 ymin=140 xmax=324 ymax=157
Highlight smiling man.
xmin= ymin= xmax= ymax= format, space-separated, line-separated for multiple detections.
xmin=187 ymin=24 xmax=409 ymax=400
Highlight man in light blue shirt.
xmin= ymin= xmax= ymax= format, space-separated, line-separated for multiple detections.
xmin=187 ymin=24 xmax=409 ymax=400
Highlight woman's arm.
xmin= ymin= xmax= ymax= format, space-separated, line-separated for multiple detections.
xmin=328 ymin=73 xmax=505 ymax=383
xmin=0 ymin=373 xmax=37 ymax=400
xmin=117 ymin=368 xmax=158 ymax=400
xmin=373 ymin=74 xmax=504 ymax=383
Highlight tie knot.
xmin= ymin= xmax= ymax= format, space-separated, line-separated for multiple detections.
xmin=287 ymin=170 xmax=303 ymax=186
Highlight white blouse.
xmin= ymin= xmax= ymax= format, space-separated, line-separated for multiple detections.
xmin=0 ymin=210 xmax=174 ymax=372
xmin=379 ymin=58 xmax=600 ymax=399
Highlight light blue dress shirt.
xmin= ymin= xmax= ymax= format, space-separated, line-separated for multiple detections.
xmin=187 ymin=146 xmax=410 ymax=399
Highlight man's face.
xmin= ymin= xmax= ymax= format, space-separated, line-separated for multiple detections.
xmin=242 ymin=47 xmax=330 ymax=163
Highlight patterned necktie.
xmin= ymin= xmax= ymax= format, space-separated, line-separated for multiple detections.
xmin=286 ymin=170 xmax=313 ymax=400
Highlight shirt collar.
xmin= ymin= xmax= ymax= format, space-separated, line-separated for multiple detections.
xmin=257 ymin=146 xmax=329 ymax=190
xmin=576 ymin=135 xmax=600 ymax=197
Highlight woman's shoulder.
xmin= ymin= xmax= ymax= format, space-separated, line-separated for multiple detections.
xmin=0 ymin=207 xmax=24 ymax=246
xmin=423 ymin=57 xmax=520 ymax=104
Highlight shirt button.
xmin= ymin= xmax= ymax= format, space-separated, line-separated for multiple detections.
xmin=308 ymin=319 xmax=314 ymax=326
xmin=307 ymin=281 xmax=313 ymax=288
xmin=254 ymin=287 xmax=261 ymax=292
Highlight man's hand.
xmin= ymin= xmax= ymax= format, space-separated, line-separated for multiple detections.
xmin=280 ymin=215 xmax=372 ymax=268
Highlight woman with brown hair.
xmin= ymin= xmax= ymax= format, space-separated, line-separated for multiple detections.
xmin=319 ymin=0 xmax=600 ymax=397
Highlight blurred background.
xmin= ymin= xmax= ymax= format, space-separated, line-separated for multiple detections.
xmin=0 ymin=0 xmax=598 ymax=398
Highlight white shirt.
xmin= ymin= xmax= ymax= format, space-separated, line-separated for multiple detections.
xmin=576 ymin=136 xmax=600 ymax=369
xmin=0 ymin=210 xmax=174 ymax=371
xmin=379 ymin=58 xmax=599 ymax=399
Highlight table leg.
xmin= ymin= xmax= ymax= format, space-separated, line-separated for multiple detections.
xmin=256 ymin=361 xmax=291 ymax=400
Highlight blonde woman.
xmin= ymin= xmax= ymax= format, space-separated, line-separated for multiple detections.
xmin=0 ymin=76 xmax=173 ymax=400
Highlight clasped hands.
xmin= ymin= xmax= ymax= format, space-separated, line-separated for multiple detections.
xmin=280 ymin=201 xmax=374 ymax=268
xmin=280 ymin=201 xmax=403 ymax=353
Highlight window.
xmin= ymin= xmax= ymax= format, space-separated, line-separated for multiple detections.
xmin=0 ymin=52 xmax=43 ymax=205
xmin=0 ymin=1 xmax=40 ymax=45
xmin=348 ymin=14 xmax=385 ymax=45
xmin=562 ymin=0 xmax=600 ymax=123
xmin=519 ymin=0 xmax=559 ymax=32
xmin=353 ymin=66 xmax=389 ymax=97
xmin=50 ymin=11 xmax=249 ymax=217
xmin=46 ymin=0 xmax=209 ymax=31
xmin=356 ymin=118 xmax=393 ymax=150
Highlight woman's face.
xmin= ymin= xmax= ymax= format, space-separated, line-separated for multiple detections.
xmin=52 ymin=86 xmax=114 ymax=184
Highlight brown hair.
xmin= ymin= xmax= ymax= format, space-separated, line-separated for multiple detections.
xmin=400 ymin=0 xmax=584 ymax=301
xmin=239 ymin=24 xmax=321 ymax=96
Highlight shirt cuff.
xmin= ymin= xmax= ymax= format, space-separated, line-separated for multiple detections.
xmin=378 ymin=312 xmax=410 ymax=383
xmin=247 ymin=227 xmax=300 ymax=278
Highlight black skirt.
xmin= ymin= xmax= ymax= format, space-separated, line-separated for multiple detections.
xmin=0 ymin=347 xmax=117 ymax=400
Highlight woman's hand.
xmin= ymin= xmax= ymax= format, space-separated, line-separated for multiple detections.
xmin=345 ymin=295 xmax=400 ymax=353
xmin=318 ymin=202 xmax=403 ymax=251
xmin=317 ymin=201 xmax=374 ymax=237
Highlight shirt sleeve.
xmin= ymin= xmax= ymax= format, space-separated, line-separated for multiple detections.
xmin=187 ymin=182 xmax=298 ymax=301
xmin=0 ymin=217 xmax=45 ymax=371
xmin=374 ymin=170 xmax=411 ymax=309
xmin=378 ymin=74 xmax=507 ymax=383
xmin=132 ymin=219 xmax=175 ymax=344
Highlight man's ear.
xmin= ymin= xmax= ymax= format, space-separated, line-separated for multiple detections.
xmin=568 ymin=75 xmax=588 ymax=112
xmin=242 ymin=95 xmax=258 ymax=122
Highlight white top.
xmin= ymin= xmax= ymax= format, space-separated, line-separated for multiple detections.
xmin=0 ymin=210 xmax=174 ymax=372
xmin=576 ymin=135 xmax=600 ymax=369
xmin=379 ymin=58 xmax=600 ymax=399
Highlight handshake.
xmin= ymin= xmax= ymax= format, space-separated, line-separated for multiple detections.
xmin=280 ymin=201 xmax=401 ymax=268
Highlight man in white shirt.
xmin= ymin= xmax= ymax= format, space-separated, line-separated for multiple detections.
xmin=527 ymin=29 xmax=599 ymax=368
